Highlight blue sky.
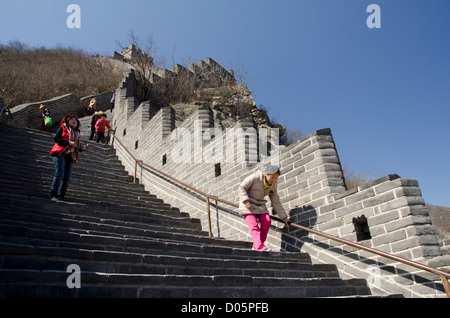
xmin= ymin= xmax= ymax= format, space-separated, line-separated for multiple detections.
xmin=1 ymin=0 xmax=449 ymax=207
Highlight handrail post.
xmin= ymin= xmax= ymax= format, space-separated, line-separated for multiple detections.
xmin=441 ymin=274 xmax=450 ymax=298
xmin=110 ymin=133 xmax=450 ymax=298
xmin=206 ymin=196 xmax=213 ymax=238
xmin=133 ymin=160 xmax=138 ymax=184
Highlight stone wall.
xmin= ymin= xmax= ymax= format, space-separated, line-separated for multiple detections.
xmin=109 ymin=69 xmax=449 ymax=297
xmin=7 ymin=92 xmax=114 ymax=130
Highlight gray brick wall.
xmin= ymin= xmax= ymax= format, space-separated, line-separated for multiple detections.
xmin=109 ymin=69 xmax=448 ymax=297
xmin=8 ymin=92 xmax=114 ymax=130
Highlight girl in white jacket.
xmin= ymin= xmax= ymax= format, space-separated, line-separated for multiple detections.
xmin=238 ymin=165 xmax=291 ymax=251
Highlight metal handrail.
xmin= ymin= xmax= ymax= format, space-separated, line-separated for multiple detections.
xmin=275 ymin=217 xmax=450 ymax=297
xmin=110 ymin=132 xmax=450 ymax=297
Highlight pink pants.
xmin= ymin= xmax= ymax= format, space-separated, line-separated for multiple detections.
xmin=244 ymin=213 xmax=271 ymax=251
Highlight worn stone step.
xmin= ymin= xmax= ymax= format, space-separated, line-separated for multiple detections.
xmin=0 ymin=250 xmax=334 ymax=279
xmin=0 ymin=138 xmax=123 ymax=165
xmin=0 ymin=156 xmax=132 ymax=181
xmin=0 ymin=270 xmax=371 ymax=298
xmin=0 ymin=209 xmax=203 ymax=238
xmin=0 ymin=231 xmax=307 ymax=263
xmin=0 ymin=124 xmax=378 ymax=298
xmin=0 ymin=180 xmax=152 ymax=206
xmin=0 ymin=162 xmax=137 ymax=188
xmin=0 ymin=183 xmax=181 ymax=216
xmin=0 ymin=140 xmax=118 ymax=162
xmin=0 ymin=192 xmax=188 ymax=221
xmin=0 ymin=202 xmax=193 ymax=236
xmin=0 ymin=221 xmax=250 ymax=252
xmin=0 ymin=202 xmax=206 ymax=235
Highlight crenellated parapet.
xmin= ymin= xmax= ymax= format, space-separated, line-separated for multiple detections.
xmin=6 ymin=91 xmax=114 ymax=130
xmin=108 ymin=59 xmax=448 ymax=297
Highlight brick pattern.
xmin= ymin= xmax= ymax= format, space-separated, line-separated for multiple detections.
xmin=108 ymin=68 xmax=449 ymax=297
xmin=8 ymin=92 xmax=114 ymax=130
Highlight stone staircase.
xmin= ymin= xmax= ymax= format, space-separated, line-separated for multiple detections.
xmin=0 ymin=122 xmax=389 ymax=298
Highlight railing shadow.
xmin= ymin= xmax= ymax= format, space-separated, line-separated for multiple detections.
xmin=110 ymin=132 xmax=450 ymax=298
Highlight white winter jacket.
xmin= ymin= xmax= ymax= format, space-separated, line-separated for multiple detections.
xmin=237 ymin=170 xmax=288 ymax=220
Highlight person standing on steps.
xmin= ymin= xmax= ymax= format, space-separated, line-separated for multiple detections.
xmin=85 ymin=97 xmax=97 ymax=116
xmin=40 ymin=104 xmax=52 ymax=132
xmin=49 ymin=115 xmax=86 ymax=201
xmin=94 ymin=113 xmax=112 ymax=144
xmin=238 ymin=165 xmax=291 ymax=251
xmin=88 ymin=111 xmax=101 ymax=141
xmin=110 ymin=93 xmax=115 ymax=111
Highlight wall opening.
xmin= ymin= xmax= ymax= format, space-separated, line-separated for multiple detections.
xmin=162 ymin=154 xmax=167 ymax=166
xmin=353 ymin=215 xmax=372 ymax=241
xmin=215 ymin=163 xmax=221 ymax=177
xmin=135 ymin=140 xmax=139 ymax=149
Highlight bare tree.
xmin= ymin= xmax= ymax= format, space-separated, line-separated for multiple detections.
xmin=342 ymin=164 xmax=376 ymax=189
xmin=117 ymin=31 xmax=242 ymax=113
xmin=280 ymin=127 xmax=306 ymax=146
xmin=117 ymin=31 xmax=161 ymax=104
xmin=0 ymin=42 xmax=122 ymax=107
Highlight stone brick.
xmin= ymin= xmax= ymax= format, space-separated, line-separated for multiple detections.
xmin=104 ymin=67 xmax=445 ymax=298
xmin=334 ymin=202 xmax=363 ymax=218
xmin=362 ymin=191 xmax=396 ymax=209
xmin=344 ymin=188 xmax=375 ymax=205
xmin=369 ymin=210 xmax=400 ymax=226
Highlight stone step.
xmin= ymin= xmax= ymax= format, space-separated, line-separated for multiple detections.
xmin=0 ymin=246 xmax=333 ymax=279
xmin=0 ymin=192 xmax=194 ymax=225
xmin=0 ymin=228 xmax=304 ymax=262
xmin=0 ymin=146 xmax=123 ymax=170
xmin=0 ymin=124 xmax=377 ymax=298
xmin=0 ymin=206 xmax=204 ymax=237
xmin=0 ymin=181 xmax=152 ymax=207
xmin=0 ymin=170 xmax=136 ymax=197
xmin=0 ymin=134 xmax=122 ymax=170
xmin=0 ymin=154 xmax=132 ymax=182
xmin=0 ymin=270 xmax=370 ymax=298
xmin=0 ymin=219 xmax=249 ymax=253
xmin=0 ymin=182 xmax=180 ymax=216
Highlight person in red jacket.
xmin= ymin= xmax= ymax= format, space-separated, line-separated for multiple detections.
xmin=94 ymin=113 xmax=112 ymax=143
xmin=49 ymin=115 xmax=86 ymax=201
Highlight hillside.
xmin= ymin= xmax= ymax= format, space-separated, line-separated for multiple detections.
xmin=2 ymin=42 xmax=449 ymax=219
xmin=1 ymin=43 xmax=449 ymax=297
xmin=0 ymin=42 xmax=124 ymax=107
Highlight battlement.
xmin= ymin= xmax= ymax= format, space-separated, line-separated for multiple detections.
xmin=6 ymin=92 xmax=113 ymax=129
xmin=2 ymin=47 xmax=448 ymax=297
xmin=110 ymin=66 xmax=449 ymax=297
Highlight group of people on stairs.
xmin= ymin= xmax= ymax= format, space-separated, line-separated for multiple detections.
xmin=45 ymin=98 xmax=291 ymax=251
xmin=85 ymin=98 xmax=112 ymax=143
xmin=47 ymin=97 xmax=112 ymax=201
